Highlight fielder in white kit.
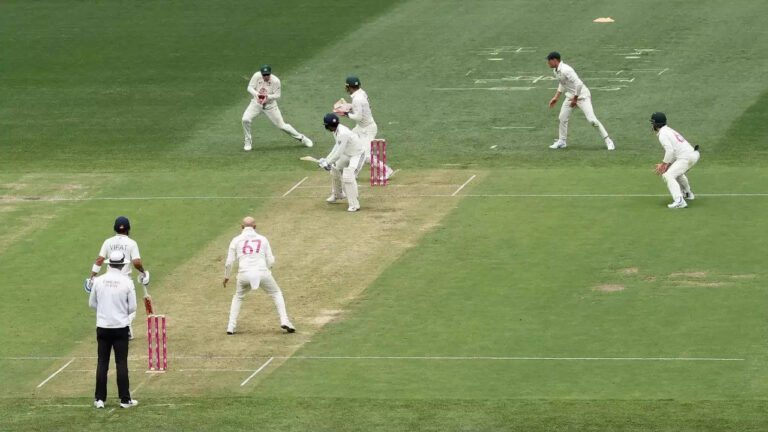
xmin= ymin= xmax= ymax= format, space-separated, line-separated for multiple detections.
xmin=650 ymin=112 xmax=700 ymax=209
xmin=317 ymin=113 xmax=365 ymax=212
xmin=223 ymin=217 xmax=295 ymax=334
xmin=340 ymin=76 xmax=393 ymax=179
xmin=241 ymin=64 xmax=313 ymax=151
xmin=546 ymin=52 xmax=615 ymax=150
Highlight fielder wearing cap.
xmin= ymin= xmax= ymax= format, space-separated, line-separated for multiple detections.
xmin=342 ymin=75 xmax=394 ymax=180
xmin=223 ymin=217 xmax=295 ymax=334
xmin=88 ymin=250 xmax=138 ymax=409
xmin=317 ymin=113 xmax=365 ymax=212
xmin=86 ymin=216 xmax=150 ymax=339
xmin=241 ymin=64 xmax=313 ymax=151
xmin=546 ymin=51 xmax=615 ymax=151
xmin=650 ymin=112 xmax=700 ymax=209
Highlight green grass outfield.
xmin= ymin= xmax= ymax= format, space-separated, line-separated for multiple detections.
xmin=2 ymin=0 xmax=768 ymax=430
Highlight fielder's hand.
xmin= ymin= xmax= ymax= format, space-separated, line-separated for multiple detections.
xmin=548 ymin=97 xmax=558 ymax=108
xmin=654 ymin=163 xmax=670 ymax=175
xmin=569 ymin=96 xmax=578 ymax=108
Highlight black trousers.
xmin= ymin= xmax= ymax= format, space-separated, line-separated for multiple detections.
xmin=95 ymin=326 xmax=131 ymax=403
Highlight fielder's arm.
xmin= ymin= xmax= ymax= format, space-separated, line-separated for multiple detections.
xmin=549 ymin=90 xmax=562 ymax=108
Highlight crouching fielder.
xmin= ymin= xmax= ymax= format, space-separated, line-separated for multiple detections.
xmin=223 ymin=217 xmax=295 ymax=334
xmin=651 ymin=112 xmax=700 ymax=209
xmin=317 ymin=113 xmax=365 ymax=212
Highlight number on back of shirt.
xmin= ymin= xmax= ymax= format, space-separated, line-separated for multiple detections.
xmin=242 ymin=239 xmax=261 ymax=255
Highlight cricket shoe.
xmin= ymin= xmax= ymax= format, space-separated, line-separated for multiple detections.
xmin=684 ymin=191 xmax=695 ymax=200
xmin=385 ymin=167 xmax=394 ymax=180
xmin=226 ymin=330 xmax=235 ymax=335
xmin=281 ymin=322 xmax=296 ymax=333
xmin=94 ymin=400 xmax=105 ymax=409
xmin=244 ymin=142 xmax=252 ymax=151
xmin=605 ymin=137 xmax=615 ymax=150
xmin=326 ymin=193 xmax=346 ymax=203
xmin=120 ymin=399 xmax=139 ymax=409
xmin=347 ymin=205 xmax=360 ymax=212
xmin=667 ymin=198 xmax=687 ymax=209
xmin=549 ymin=140 xmax=567 ymax=149
xmin=301 ymin=136 xmax=313 ymax=148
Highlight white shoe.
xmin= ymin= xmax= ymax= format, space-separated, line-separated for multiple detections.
xmin=605 ymin=137 xmax=615 ymax=150
xmin=128 ymin=325 xmax=133 ymax=340
xmin=301 ymin=136 xmax=313 ymax=148
xmin=244 ymin=143 xmax=252 ymax=151
xmin=385 ymin=167 xmax=394 ymax=180
xmin=667 ymin=198 xmax=687 ymax=209
xmin=684 ymin=191 xmax=695 ymax=200
xmin=549 ymin=140 xmax=567 ymax=149
xmin=94 ymin=400 xmax=105 ymax=409
xmin=281 ymin=322 xmax=296 ymax=333
xmin=326 ymin=193 xmax=345 ymax=203
xmin=120 ymin=399 xmax=138 ymax=409
xmin=347 ymin=205 xmax=360 ymax=212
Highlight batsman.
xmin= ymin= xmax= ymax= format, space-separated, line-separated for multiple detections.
xmin=317 ymin=113 xmax=365 ymax=212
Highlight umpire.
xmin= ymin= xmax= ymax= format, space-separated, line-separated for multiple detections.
xmin=88 ymin=251 xmax=138 ymax=409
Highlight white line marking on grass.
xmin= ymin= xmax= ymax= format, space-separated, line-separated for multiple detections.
xmin=179 ymin=369 xmax=257 ymax=372
xmin=288 ymin=356 xmax=744 ymax=361
xmin=282 ymin=177 xmax=308 ymax=197
xmin=488 ymin=58 xmax=504 ymax=61
xmin=658 ymin=68 xmax=669 ymax=75
xmin=452 ymin=174 xmax=477 ymax=196
xmin=492 ymin=126 xmax=535 ymax=129
xmin=37 ymin=358 xmax=75 ymax=388
xmin=432 ymin=87 xmax=536 ymax=91
xmin=465 ymin=69 xmax=473 ymax=76
xmin=240 ymin=357 xmax=274 ymax=387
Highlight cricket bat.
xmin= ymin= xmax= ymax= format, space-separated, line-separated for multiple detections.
xmin=300 ymin=156 xmax=320 ymax=163
xmin=142 ymin=285 xmax=154 ymax=314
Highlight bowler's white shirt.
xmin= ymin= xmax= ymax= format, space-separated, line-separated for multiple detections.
xmin=657 ymin=126 xmax=697 ymax=163
xmin=99 ymin=235 xmax=140 ymax=277
xmin=225 ymin=227 xmax=275 ymax=277
xmin=554 ymin=62 xmax=590 ymax=98
xmin=247 ymin=73 xmax=281 ymax=108
xmin=348 ymin=89 xmax=375 ymax=128
xmin=326 ymin=124 xmax=364 ymax=164
xmin=89 ymin=267 xmax=137 ymax=328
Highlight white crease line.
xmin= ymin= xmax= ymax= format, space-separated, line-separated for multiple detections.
xmin=37 ymin=358 xmax=75 ymax=388
xmin=240 ymin=357 xmax=274 ymax=387
xmin=288 ymin=356 xmax=744 ymax=361
xmin=281 ymin=177 xmax=308 ymax=197
xmin=492 ymin=126 xmax=535 ymax=130
xmin=465 ymin=69 xmax=473 ymax=76
xmin=658 ymin=68 xmax=669 ymax=75
xmin=432 ymin=87 xmax=536 ymax=91
xmin=179 ymin=369 xmax=256 ymax=372
xmin=451 ymin=174 xmax=477 ymax=196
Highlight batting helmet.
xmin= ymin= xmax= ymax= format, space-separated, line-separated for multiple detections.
xmin=650 ymin=112 xmax=667 ymax=128
xmin=323 ymin=113 xmax=339 ymax=129
xmin=345 ymin=76 xmax=360 ymax=87
xmin=114 ymin=216 xmax=130 ymax=233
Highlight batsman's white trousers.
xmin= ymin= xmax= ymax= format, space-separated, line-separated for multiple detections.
xmin=331 ymin=152 xmax=365 ymax=208
xmin=662 ymin=151 xmax=700 ymax=201
xmin=558 ymin=97 xmax=609 ymax=142
xmin=228 ymin=270 xmax=290 ymax=332
xmin=242 ymin=101 xmax=303 ymax=145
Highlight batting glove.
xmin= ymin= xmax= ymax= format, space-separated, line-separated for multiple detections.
xmin=318 ymin=158 xmax=331 ymax=171
xmin=84 ymin=278 xmax=94 ymax=293
xmin=137 ymin=270 xmax=150 ymax=286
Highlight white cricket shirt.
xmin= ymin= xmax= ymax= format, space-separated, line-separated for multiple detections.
xmin=326 ymin=124 xmax=364 ymax=164
xmin=89 ymin=267 xmax=137 ymax=328
xmin=554 ymin=62 xmax=591 ymax=98
xmin=225 ymin=227 xmax=275 ymax=278
xmin=247 ymin=73 xmax=282 ymax=108
xmin=348 ymin=89 xmax=375 ymax=128
xmin=99 ymin=235 xmax=140 ymax=277
xmin=657 ymin=126 xmax=697 ymax=163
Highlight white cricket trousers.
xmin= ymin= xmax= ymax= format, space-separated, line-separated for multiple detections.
xmin=331 ymin=153 xmax=366 ymax=209
xmin=242 ymin=101 xmax=303 ymax=145
xmin=227 ymin=270 xmax=290 ymax=332
xmin=662 ymin=152 xmax=700 ymax=201
xmin=558 ymin=97 xmax=609 ymax=142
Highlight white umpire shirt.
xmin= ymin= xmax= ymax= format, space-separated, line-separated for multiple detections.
xmin=224 ymin=227 xmax=275 ymax=278
xmin=348 ymin=89 xmax=375 ymax=128
xmin=657 ymin=126 xmax=697 ymax=163
xmin=247 ymin=73 xmax=282 ymax=109
xmin=554 ymin=62 xmax=591 ymax=99
xmin=89 ymin=267 xmax=137 ymax=328
xmin=99 ymin=235 xmax=140 ymax=277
